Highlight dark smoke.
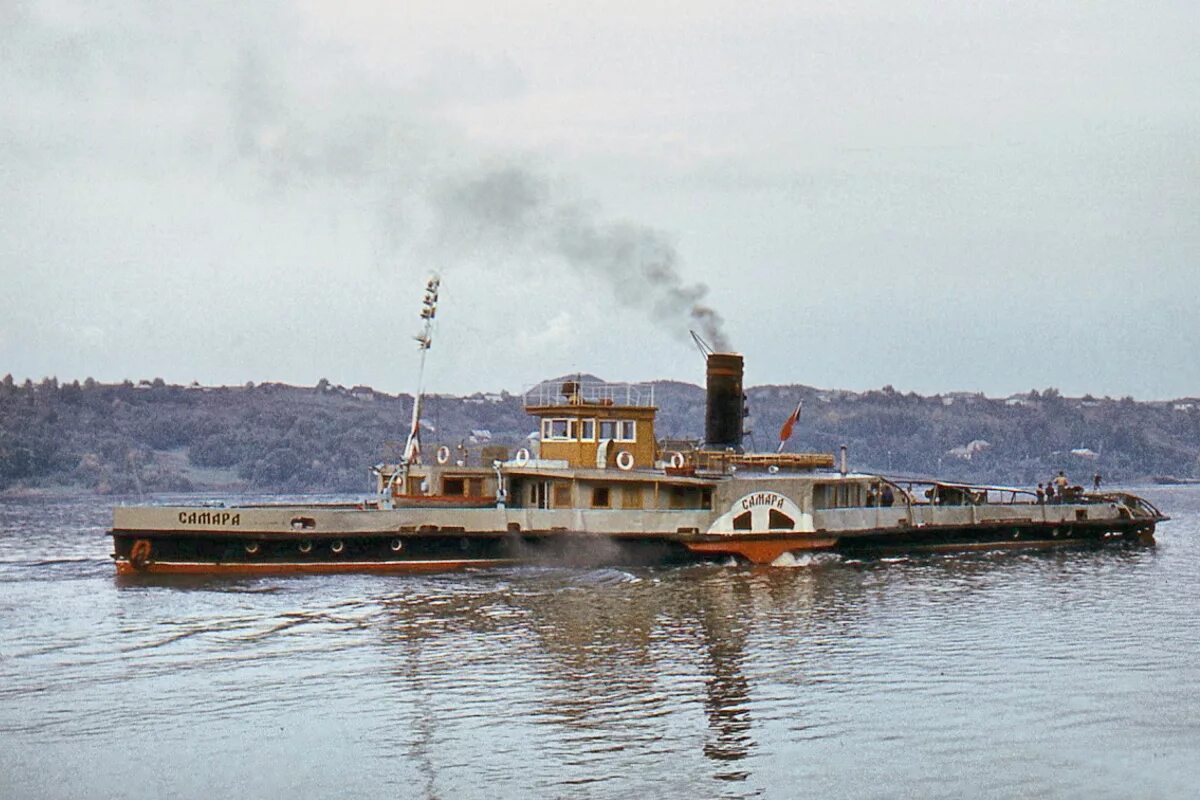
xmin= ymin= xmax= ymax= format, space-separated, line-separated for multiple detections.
xmin=437 ymin=166 xmax=730 ymax=351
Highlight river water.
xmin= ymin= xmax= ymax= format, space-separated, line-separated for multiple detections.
xmin=1 ymin=487 xmax=1198 ymax=799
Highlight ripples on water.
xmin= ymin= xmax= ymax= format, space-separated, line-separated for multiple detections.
xmin=2 ymin=489 xmax=1199 ymax=799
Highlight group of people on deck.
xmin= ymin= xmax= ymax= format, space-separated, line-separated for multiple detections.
xmin=1036 ymin=471 xmax=1103 ymax=504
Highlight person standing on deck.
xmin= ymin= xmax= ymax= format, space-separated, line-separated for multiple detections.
xmin=1093 ymin=473 xmax=1103 ymax=492
xmin=1045 ymin=482 xmax=1056 ymax=504
xmin=1036 ymin=484 xmax=1045 ymax=504
xmin=1054 ymin=471 xmax=1070 ymax=495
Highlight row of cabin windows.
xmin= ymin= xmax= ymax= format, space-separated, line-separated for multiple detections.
xmin=594 ymin=485 xmax=711 ymax=509
xmin=811 ymin=482 xmax=880 ymax=509
xmin=541 ymin=418 xmax=637 ymax=443
xmin=526 ymin=482 xmax=711 ymax=510
xmin=442 ymin=476 xmax=485 ymax=497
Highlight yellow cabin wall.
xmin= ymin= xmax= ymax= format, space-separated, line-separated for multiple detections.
xmin=530 ymin=405 xmax=657 ymax=469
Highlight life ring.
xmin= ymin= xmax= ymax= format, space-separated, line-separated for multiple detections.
xmin=330 ymin=540 xmax=345 ymax=554
xmin=616 ymin=450 xmax=635 ymax=471
xmin=436 ymin=446 xmax=450 ymax=464
xmin=298 ymin=541 xmax=313 ymax=554
xmin=244 ymin=541 xmax=260 ymax=555
xmin=667 ymin=451 xmax=685 ymax=469
xmin=129 ymin=539 xmax=152 ymax=570
xmin=390 ymin=539 xmax=404 ymax=552
xmin=514 ymin=448 xmax=530 ymax=466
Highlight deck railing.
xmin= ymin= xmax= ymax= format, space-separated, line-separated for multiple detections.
xmin=523 ymin=381 xmax=655 ymax=409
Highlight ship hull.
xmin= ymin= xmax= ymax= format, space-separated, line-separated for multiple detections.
xmin=110 ymin=507 xmax=1158 ymax=575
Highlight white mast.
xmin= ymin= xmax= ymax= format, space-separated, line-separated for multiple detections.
xmin=401 ymin=275 xmax=439 ymax=471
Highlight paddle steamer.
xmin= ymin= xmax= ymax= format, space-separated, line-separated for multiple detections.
xmin=109 ymin=282 xmax=1166 ymax=575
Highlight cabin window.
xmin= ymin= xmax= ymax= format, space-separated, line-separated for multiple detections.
xmin=553 ymin=483 xmax=572 ymax=507
xmin=599 ymin=420 xmax=617 ymax=440
xmin=617 ymin=420 xmax=636 ymax=442
xmin=733 ymin=511 xmax=752 ymax=530
xmin=813 ymin=484 xmax=830 ymax=509
xmin=701 ymin=488 xmax=713 ymax=509
xmin=592 ymin=487 xmax=611 ymax=508
xmin=769 ymin=509 xmax=794 ymax=530
xmin=580 ymin=419 xmax=596 ymax=441
xmin=670 ymin=486 xmax=687 ymax=509
xmin=621 ymin=486 xmax=643 ymax=509
xmin=531 ymin=482 xmax=550 ymax=509
xmin=442 ymin=477 xmax=465 ymax=495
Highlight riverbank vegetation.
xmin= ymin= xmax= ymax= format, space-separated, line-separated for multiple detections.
xmin=1 ymin=374 xmax=1197 ymax=494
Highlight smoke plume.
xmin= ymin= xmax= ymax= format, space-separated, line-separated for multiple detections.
xmin=435 ymin=167 xmax=730 ymax=351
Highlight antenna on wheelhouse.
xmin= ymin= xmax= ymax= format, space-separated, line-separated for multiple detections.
xmin=401 ymin=275 xmax=440 ymax=469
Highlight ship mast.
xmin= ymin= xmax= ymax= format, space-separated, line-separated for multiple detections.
xmin=401 ymin=275 xmax=440 ymax=471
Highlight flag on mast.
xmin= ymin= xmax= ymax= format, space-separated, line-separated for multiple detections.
xmin=777 ymin=400 xmax=803 ymax=453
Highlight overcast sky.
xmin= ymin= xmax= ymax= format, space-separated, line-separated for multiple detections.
xmin=3 ymin=1 xmax=1197 ymax=399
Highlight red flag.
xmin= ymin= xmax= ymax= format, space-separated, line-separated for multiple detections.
xmin=778 ymin=401 xmax=803 ymax=449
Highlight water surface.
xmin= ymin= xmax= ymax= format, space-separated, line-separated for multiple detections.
xmin=2 ymin=488 xmax=1198 ymax=798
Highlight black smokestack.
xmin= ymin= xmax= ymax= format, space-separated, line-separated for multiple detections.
xmin=705 ymin=353 xmax=744 ymax=451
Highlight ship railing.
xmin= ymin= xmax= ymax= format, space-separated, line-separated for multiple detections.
xmin=1098 ymin=492 xmax=1165 ymax=520
xmin=893 ymin=479 xmax=1043 ymax=506
xmin=891 ymin=478 xmax=1152 ymax=508
xmin=523 ymin=381 xmax=656 ymax=409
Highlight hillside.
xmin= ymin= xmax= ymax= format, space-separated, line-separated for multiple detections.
xmin=1 ymin=373 xmax=1197 ymax=494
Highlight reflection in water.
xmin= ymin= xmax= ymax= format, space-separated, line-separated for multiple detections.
xmin=695 ymin=574 xmax=754 ymax=777
xmin=366 ymin=565 xmax=843 ymax=792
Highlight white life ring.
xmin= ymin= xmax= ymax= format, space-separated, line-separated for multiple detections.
xmin=616 ymin=450 xmax=635 ymax=471
xmin=514 ymin=448 xmax=530 ymax=466
xmin=668 ymin=451 xmax=685 ymax=469
xmin=436 ymin=446 xmax=450 ymax=464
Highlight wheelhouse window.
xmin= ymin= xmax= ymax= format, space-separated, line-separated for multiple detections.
xmin=543 ymin=418 xmax=575 ymax=441
xmin=580 ymin=419 xmax=596 ymax=441
xmin=596 ymin=419 xmax=636 ymax=441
